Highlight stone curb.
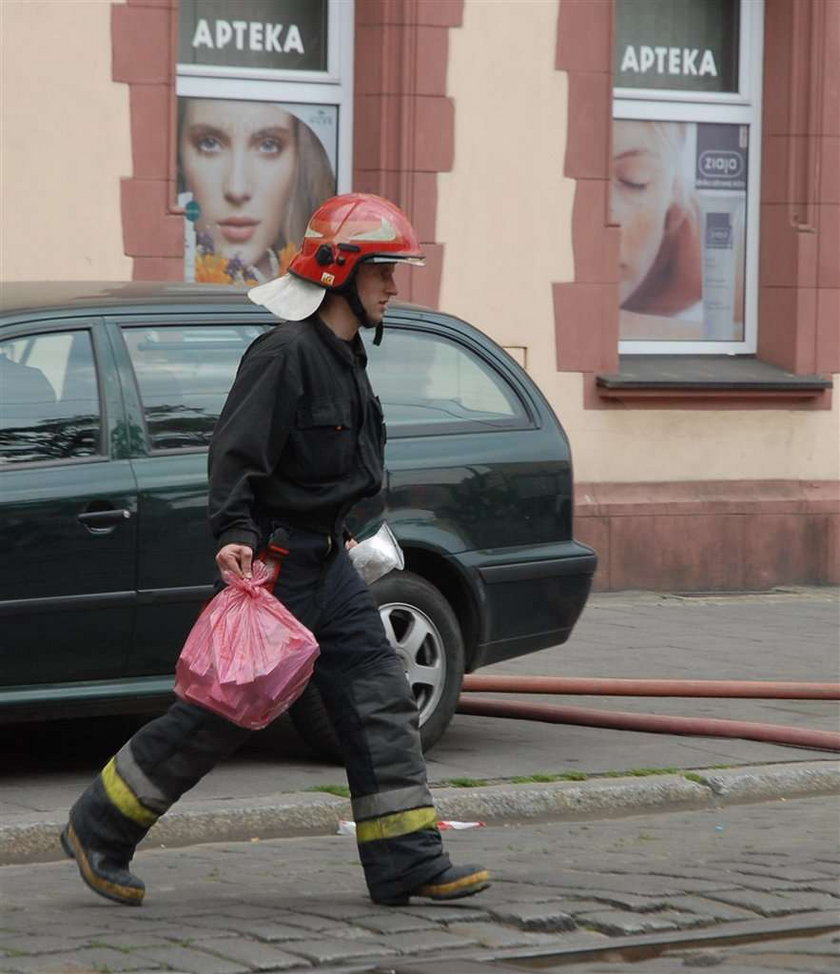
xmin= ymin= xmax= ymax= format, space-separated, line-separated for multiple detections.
xmin=2 ymin=760 xmax=836 ymax=867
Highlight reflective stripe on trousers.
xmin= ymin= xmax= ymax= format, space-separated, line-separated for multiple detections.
xmin=68 ymin=527 xmax=450 ymax=902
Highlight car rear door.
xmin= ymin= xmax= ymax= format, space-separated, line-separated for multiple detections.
xmin=358 ymin=313 xmax=566 ymax=551
xmin=107 ymin=314 xmax=269 ymax=678
xmin=0 ymin=318 xmax=138 ymax=693
xmin=357 ymin=312 xmax=593 ymax=666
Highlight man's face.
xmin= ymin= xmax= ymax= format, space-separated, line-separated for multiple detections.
xmin=355 ymin=262 xmax=399 ymax=324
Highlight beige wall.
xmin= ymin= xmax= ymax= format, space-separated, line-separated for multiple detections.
xmin=438 ymin=0 xmax=840 ymax=484
xmin=438 ymin=0 xmax=575 ymax=342
xmin=1 ymin=0 xmax=132 ymax=281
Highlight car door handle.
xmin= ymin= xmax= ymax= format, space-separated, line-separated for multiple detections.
xmin=77 ymin=509 xmax=132 ymax=527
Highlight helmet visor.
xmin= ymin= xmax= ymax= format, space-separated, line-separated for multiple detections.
xmin=365 ymin=254 xmax=426 ymax=266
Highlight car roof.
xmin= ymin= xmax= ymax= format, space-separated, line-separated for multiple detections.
xmin=0 ymin=281 xmax=427 ymax=317
xmin=0 ymin=282 xmax=521 ymax=390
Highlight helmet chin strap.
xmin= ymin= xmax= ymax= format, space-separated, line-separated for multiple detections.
xmin=336 ymin=277 xmax=385 ymax=345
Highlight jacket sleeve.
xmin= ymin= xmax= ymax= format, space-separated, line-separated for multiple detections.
xmin=207 ymin=340 xmax=301 ymax=550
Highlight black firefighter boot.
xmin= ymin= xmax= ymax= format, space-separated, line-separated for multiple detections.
xmin=61 ymin=822 xmax=144 ymax=906
xmin=373 ymin=863 xmax=491 ymax=906
xmin=61 ymin=761 xmax=153 ymax=906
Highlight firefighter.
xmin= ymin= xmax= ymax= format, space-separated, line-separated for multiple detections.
xmin=61 ymin=194 xmax=490 ymax=909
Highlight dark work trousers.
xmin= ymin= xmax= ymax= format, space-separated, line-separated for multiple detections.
xmin=68 ymin=526 xmax=451 ymax=903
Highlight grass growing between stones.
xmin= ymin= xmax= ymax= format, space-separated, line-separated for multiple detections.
xmin=507 ymin=765 xmax=736 ymax=785
xmin=511 ymin=771 xmax=590 ymax=783
xmin=510 ymin=767 xmax=684 ymax=783
xmin=88 ymin=940 xmax=132 ymax=955
xmin=442 ymin=777 xmax=491 ymax=788
xmin=301 ymin=765 xmax=736 ymax=797
xmin=303 ymin=784 xmax=351 ymax=797
xmin=431 ymin=765 xmax=740 ymax=789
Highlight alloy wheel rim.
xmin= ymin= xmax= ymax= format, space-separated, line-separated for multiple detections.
xmin=378 ymin=601 xmax=446 ymax=725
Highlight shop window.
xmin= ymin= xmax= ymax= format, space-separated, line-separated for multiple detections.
xmin=175 ymin=0 xmax=353 ymax=286
xmin=612 ymin=0 xmax=763 ymax=354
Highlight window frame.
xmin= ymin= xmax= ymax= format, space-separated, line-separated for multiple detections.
xmin=613 ymin=0 xmax=764 ymax=356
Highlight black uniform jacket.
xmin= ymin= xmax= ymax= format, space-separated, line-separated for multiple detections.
xmin=208 ymin=316 xmax=386 ymax=551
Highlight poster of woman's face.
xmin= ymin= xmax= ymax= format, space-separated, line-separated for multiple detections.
xmin=178 ymin=97 xmax=337 ymax=284
xmin=611 ymin=119 xmax=748 ymax=342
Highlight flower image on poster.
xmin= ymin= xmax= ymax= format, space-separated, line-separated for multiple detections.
xmin=178 ymin=97 xmax=337 ymax=285
xmin=611 ymin=119 xmax=748 ymax=342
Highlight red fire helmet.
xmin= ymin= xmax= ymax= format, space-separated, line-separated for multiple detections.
xmin=248 ymin=193 xmax=425 ymax=323
xmin=288 ymin=193 xmax=425 ymax=290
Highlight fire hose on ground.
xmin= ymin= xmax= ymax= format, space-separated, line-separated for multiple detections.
xmin=457 ymin=675 xmax=840 ymax=752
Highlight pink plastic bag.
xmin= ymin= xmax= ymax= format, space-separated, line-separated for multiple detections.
xmin=174 ymin=560 xmax=319 ymax=730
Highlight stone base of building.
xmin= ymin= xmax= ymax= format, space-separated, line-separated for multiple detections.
xmin=575 ymin=480 xmax=839 ymax=592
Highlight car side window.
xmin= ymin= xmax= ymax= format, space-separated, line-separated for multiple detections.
xmin=121 ymin=324 xmax=268 ymax=451
xmin=0 ymin=330 xmax=101 ymax=464
xmin=365 ymin=327 xmax=529 ymax=434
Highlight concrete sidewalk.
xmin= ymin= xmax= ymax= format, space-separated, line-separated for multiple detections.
xmin=1 ymin=588 xmax=838 ymax=864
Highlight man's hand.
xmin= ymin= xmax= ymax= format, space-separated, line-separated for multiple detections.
xmin=345 ymin=538 xmax=358 ymax=550
xmin=216 ymin=543 xmax=253 ymax=579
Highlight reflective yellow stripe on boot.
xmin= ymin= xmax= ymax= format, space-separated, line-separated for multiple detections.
xmin=63 ymin=824 xmax=145 ymax=906
xmin=418 ymin=868 xmax=491 ymax=898
xmin=355 ymin=806 xmax=437 ymax=843
xmin=101 ymin=758 xmax=159 ymax=828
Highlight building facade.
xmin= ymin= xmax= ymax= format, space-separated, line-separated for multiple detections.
xmin=2 ymin=0 xmax=838 ymax=591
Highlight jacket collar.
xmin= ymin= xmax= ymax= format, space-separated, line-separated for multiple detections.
xmin=310 ymin=315 xmax=368 ymax=368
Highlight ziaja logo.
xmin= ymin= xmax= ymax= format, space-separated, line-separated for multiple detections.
xmin=699 ymin=150 xmax=743 ymax=179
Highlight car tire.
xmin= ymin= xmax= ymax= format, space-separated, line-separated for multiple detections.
xmin=288 ymin=571 xmax=466 ymax=763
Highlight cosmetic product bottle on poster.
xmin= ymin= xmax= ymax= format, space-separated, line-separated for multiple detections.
xmin=700 ymin=194 xmax=744 ymax=341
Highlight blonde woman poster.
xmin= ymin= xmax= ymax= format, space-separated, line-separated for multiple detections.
xmin=178 ymin=97 xmax=336 ymax=285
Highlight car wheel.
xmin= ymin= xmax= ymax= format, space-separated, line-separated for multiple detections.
xmin=288 ymin=571 xmax=466 ymax=762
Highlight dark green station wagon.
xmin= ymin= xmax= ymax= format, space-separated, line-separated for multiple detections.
xmin=0 ymin=282 xmax=596 ymax=756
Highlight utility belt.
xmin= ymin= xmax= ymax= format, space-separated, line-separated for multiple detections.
xmin=256 ymin=503 xmax=349 ymax=539
xmin=256 ymin=522 xmax=341 ymax=587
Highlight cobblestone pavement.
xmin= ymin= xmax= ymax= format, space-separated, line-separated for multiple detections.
xmin=1 ymin=796 xmax=837 ymax=973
